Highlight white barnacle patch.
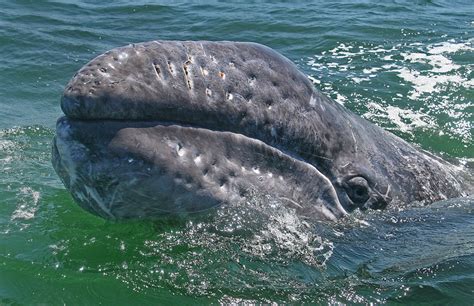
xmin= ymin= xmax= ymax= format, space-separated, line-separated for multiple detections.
xmin=167 ymin=61 xmax=175 ymax=75
xmin=193 ymin=155 xmax=202 ymax=165
xmin=107 ymin=63 xmax=116 ymax=70
xmin=252 ymin=167 xmax=260 ymax=174
xmin=226 ymin=92 xmax=233 ymax=100
xmin=205 ymin=87 xmax=212 ymax=97
xmin=118 ymin=52 xmax=128 ymax=60
xmin=267 ymin=172 xmax=273 ymax=178
xmin=200 ymin=66 xmax=209 ymax=76
xmin=152 ymin=62 xmax=161 ymax=80
xmin=176 ymin=144 xmax=185 ymax=157
xmin=183 ymin=60 xmax=193 ymax=90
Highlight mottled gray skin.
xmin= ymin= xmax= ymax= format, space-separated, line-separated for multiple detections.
xmin=52 ymin=40 xmax=470 ymax=221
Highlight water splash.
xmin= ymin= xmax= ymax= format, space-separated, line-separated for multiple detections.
xmin=108 ymin=192 xmax=335 ymax=298
xmin=11 ymin=187 xmax=41 ymax=222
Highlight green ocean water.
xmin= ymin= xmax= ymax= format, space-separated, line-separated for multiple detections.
xmin=1 ymin=1 xmax=473 ymax=304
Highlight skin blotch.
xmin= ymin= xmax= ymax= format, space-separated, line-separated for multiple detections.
xmin=183 ymin=60 xmax=192 ymax=89
xmin=167 ymin=61 xmax=174 ymax=74
xmin=152 ymin=62 xmax=161 ymax=79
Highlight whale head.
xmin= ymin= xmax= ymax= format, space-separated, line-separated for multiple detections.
xmin=52 ymin=41 xmax=466 ymax=220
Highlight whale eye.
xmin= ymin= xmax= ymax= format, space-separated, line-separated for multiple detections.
xmin=345 ymin=176 xmax=370 ymax=205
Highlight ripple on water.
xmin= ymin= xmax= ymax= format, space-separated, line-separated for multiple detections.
xmin=305 ymin=38 xmax=473 ymax=155
xmin=0 ymin=127 xmax=56 ymax=231
xmin=1 ymin=1 xmax=473 ymax=303
xmin=0 ymin=127 xmax=473 ymax=304
xmin=107 ymin=192 xmax=335 ymax=298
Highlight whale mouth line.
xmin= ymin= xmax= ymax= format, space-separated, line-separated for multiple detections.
xmin=57 ymin=114 xmax=314 ymax=174
xmin=58 ymin=109 xmax=312 ymax=166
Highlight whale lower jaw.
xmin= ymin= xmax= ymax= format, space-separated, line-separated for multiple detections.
xmin=52 ymin=117 xmax=348 ymax=221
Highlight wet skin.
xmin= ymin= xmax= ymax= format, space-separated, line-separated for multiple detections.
xmin=52 ymin=41 xmax=470 ymax=220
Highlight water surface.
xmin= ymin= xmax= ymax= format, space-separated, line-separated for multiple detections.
xmin=1 ymin=1 xmax=473 ymax=304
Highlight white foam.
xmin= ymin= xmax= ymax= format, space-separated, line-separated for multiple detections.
xmin=352 ymin=77 xmax=370 ymax=83
xmin=385 ymin=106 xmax=433 ymax=133
xmin=396 ymin=67 xmax=466 ymax=99
xmin=335 ymin=93 xmax=347 ymax=105
xmin=428 ymin=41 xmax=474 ymax=54
xmin=363 ymin=67 xmax=381 ymax=74
xmin=401 ymin=52 xmax=460 ymax=73
xmin=307 ymin=75 xmax=320 ymax=84
xmin=0 ymin=139 xmax=15 ymax=150
xmin=448 ymin=119 xmax=472 ymax=144
xmin=11 ymin=187 xmax=40 ymax=221
xmin=364 ymin=103 xmax=435 ymax=135
xmin=305 ymin=39 xmax=473 ymax=143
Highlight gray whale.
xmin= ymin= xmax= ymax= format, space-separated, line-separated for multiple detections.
xmin=52 ymin=41 xmax=470 ymax=220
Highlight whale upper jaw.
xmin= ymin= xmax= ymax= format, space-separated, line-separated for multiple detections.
xmin=53 ymin=40 xmax=354 ymax=220
xmin=52 ymin=116 xmax=348 ymax=221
